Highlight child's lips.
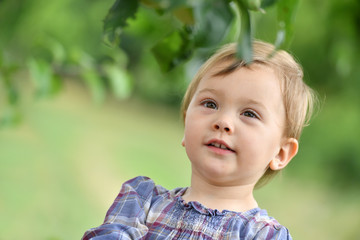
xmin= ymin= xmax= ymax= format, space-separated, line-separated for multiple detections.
xmin=205 ymin=139 xmax=235 ymax=153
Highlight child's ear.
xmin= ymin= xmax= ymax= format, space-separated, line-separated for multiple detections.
xmin=269 ymin=138 xmax=298 ymax=170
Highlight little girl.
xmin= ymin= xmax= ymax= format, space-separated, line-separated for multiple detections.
xmin=82 ymin=40 xmax=316 ymax=239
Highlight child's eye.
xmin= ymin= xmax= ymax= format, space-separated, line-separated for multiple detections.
xmin=242 ymin=110 xmax=259 ymax=119
xmin=201 ymin=100 xmax=218 ymax=109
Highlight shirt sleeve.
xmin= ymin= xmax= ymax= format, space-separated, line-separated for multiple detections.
xmin=82 ymin=176 xmax=160 ymax=240
xmin=242 ymin=209 xmax=293 ymax=240
xmin=253 ymin=224 xmax=292 ymax=240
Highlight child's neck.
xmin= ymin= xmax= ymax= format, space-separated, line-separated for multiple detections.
xmin=182 ymin=174 xmax=258 ymax=213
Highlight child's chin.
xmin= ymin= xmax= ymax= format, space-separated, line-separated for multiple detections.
xmin=202 ymin=167 xmax=234 ymax=182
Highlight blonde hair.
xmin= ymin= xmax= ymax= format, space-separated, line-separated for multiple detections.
xmin=181 ymin=40 xmax=317 ymax=186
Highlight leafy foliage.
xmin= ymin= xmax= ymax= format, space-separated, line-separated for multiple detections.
xmin=103 ymin=0 xmax=139 ymax=46
xmin=27 ymin=58 xmax=62 ymax=98
xmin=0 ymin=0 xmax=123 ymax=127
xmin=0 ymin=0 xmax=300 ymax=126
xmin=103 ymin=0 xmax=300 ymax=71
xmin=275 ymin=0 xmax=299 ymax=49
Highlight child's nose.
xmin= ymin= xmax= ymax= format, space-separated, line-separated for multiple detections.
xmin=213 ymin=118 xmax=233 ymax=134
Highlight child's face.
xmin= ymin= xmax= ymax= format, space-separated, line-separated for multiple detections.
xmin=182 ymin=63 xmax=292 ymax=186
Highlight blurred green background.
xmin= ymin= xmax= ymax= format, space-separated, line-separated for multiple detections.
xmin=1 ymin=0 xmax=360 ymax=239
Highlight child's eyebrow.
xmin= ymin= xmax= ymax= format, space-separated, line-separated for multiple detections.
xmin=197 ymin=88 xmax=219 ymax=95
xmin=244 ymin=99 xmax=268 ymax=112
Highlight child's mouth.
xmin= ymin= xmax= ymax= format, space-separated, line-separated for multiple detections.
xmin=207 ymin=142 xmax=235 ymax=153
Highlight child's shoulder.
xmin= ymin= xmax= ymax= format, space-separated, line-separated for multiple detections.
xmin=120 ymin=176 xmax=182 ymax=200
xmin=250 ymin=208 xmax=282 ymax=227
xmin=121 ymin=176 xmax=165 ymax=195
xmin=122 ymin=176 xmax=156 ymax=189
xmin=242 ymin=208 xmax=291 ymax=239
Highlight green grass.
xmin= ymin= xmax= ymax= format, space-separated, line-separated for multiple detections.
xmin=1 ymin=81 xmax=359 ymax=239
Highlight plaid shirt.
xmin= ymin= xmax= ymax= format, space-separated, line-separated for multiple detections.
xmin=82 ymin=176 xmax=292 ymax=240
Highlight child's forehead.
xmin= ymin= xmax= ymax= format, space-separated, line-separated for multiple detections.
xmin=197 ymin=62 xmax=280 ymax=94
xmin=202 ymin=60 xmax=277 ymax=83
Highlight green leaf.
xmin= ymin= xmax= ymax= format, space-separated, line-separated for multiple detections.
xmin=103 ymin=64 xmax=133 ymax=99
xmin=236 ymin=0 xmax=253 ymax=63
xmin=275 ymin=0 xmax=299 ymax=49
xmin=241 ymin=0 xmax=262 ymax=11
xmin=192 ymin=0 xmax=234 ymax=47
xmin=103 ymin=0 xmax=140 ymax=46
xmin=151 ymin=27 xmax=193 ymax=72
xmin=173 ymin=7 xmax=195 ymax=25
xmin=222 ymin=2 xmax=241 ymax=43
xmin=73 ymin=49 xmax=108 ymax=103
xmin=27 ymin=58 xmax=61 ymax=98
xmin=140 ymin=0 xmax=162 ymax=9
xmin=81 ymin=69 xmax=106 ymax=104
xmin=48 ymin=39 xmax=66 ymax=65
xmin=261 ymin=0 xmax=279 ymax=8
xmin=141 ymin=0 xmax=187 ymax=11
